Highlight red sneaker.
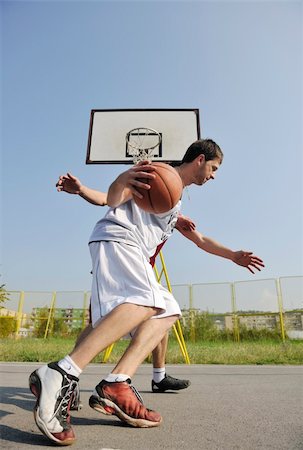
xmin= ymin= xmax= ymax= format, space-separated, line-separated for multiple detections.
xmin=90 ymin=379 xmax=162 ymax=428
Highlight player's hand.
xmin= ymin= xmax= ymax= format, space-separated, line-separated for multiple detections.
xmin=233 ymin=251 xmax=265 ymax=274
xmin=177 ymin=214 xmax=196 ymax=231
xmin=118 ymin=161 xmax=156 ymax=199
xmin=56 ymin=173 xmax=82 ymax=195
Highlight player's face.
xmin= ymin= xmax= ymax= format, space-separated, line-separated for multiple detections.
xmin=195 ymin=156 xmax=221 ymax=185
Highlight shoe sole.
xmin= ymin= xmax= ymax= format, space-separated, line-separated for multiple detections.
xmin=152 ymin=385 xmax=190 ymax=393
xmin=152 ymin=381 xmax=191 ymax=393
xmin=97 ymin=397 xmax=162 ymax=428
xmin=89 ymin=396 xmax=113 ymax=416
xmin=29 ymin=371 xmax=76 ymax=446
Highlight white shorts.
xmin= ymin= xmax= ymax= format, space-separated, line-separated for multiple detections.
xmin=89 ymin=241 xmax=181 ymax=328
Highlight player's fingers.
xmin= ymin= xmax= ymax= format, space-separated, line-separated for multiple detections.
xmin=251 ymin=258 xmax=265 ymax=266
xmin=136 ymin=159 xmax=152 ymax=166
xmin=131 ymin=180 xmax=151 ymax=190
xmin=244 ymin=252 xmax=264 ymax=264
xmin=133 ymin=164 xmax=156 ymax=173
xmin=253 ymin=257 xmax=264 ymax=265
xmin=129 ymin=186 xmax=143 ymax=199
xmin=67 ymin=172 xmax=77 ymax=180
xmin=133 ymin=171 xmax=156 ymax=180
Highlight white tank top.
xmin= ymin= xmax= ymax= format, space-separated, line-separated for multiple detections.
xmin=89 ymin=199 xmax=181 ymax=259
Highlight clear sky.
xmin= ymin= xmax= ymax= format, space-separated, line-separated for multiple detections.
xmin=1 ymin=1 xmax=302 ymax=303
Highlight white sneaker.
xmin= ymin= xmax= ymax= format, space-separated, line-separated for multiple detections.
xmin=29 ymin=362 xmax=79 ymax=445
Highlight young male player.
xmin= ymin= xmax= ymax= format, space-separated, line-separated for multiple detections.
xmin=56 ymin=170 xmax=265 ymax=402
xmin=56 ymin=172 xmax=194 ymax=397
xmin=29 ymin=139 xmax=264 ymax=445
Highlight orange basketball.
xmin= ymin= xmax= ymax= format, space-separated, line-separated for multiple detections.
xmin=134 ymin=162 xmax=183 ymax=214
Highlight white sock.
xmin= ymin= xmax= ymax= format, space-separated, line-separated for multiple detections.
xmin=153 ymin=367 xmax=166 ymax=383
xmin=105 ymin=373 xmax=130 ymax=383
xmin=58 ymin=355 xmax=82 ymax=378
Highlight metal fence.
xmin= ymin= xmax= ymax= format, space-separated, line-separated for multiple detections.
xmin=1 ymin=276 xmax=302 ymax=341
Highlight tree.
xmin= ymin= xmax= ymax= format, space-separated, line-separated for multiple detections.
xmin=0 ymin=281 xmax=10 ymax=308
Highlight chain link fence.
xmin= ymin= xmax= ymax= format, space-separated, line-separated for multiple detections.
xmin=1 ymin=276 xmax=302 ymax=341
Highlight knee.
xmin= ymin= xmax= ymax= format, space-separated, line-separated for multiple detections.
xmin=165 ymin=314 xmax=179 ymax=329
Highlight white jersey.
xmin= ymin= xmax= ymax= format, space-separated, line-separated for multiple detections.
xmin=89 ymin=199 xmax=181 ymax=260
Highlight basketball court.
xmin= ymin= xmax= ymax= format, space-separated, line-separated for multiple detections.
xmin=2 ymin=111 xmax=301 ymax=449
xmin=1 ymin=362 xmax=302 ymax=449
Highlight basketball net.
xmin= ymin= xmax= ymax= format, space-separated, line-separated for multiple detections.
xmin=126 ymin=127 xmax=162 ymax=163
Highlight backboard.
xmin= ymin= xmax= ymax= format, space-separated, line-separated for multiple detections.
xmin=86 ymin=109 xmax=201 ymax=164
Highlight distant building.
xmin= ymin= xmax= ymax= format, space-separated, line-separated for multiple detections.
xmin=18 ymin=327 xmax=34 ymax=338
xmin=0 ymin=308 xmax=28 ymax=322
xmin=224 ymin=311 xmax=303 ymax=338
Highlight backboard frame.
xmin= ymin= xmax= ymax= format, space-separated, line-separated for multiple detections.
xmin=86 ymin=108 xmax=201 ymax=164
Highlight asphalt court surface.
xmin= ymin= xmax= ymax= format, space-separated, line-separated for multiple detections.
xmin=1 ymin=363 xmax=302 ymax=450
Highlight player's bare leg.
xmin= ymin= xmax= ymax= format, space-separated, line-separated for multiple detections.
xmin=74 ymin=323 xmax=92 ymax=347
xmin=69 ymin=324 xmax=93 ymax=410
xmin=29 ymin=303 xmax=159 ymax=444
xmin=111 ymin=315 xmax=177 ymax=378
xmin=89 ymin=314 xmax=178 ymax=428
xmin=69 ymin=303 xmax=157 ymax=369
xmin=152 ymin=332 xmax=168 ymax=368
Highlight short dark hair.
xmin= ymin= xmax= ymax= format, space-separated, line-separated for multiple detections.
xmin=181 ymin=139 xmax=223 ymax=164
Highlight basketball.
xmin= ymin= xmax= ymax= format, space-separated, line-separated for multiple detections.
xmin=134 ymin=162 xmax=183 ymax=214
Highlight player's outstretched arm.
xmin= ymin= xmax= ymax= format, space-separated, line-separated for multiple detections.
xmin=56 ymin=172 xmax=107 ymax=206
xmin=107 ymin=161 xmax=156 ymax=207
xmin=176 ymin=226 xmax=264 ymax=274
xmin=176 ymin=214 xmax=196 ymax=232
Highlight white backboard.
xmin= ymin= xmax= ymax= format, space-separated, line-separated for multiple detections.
xmin=86 ymin=109 xmax=201 ymax=164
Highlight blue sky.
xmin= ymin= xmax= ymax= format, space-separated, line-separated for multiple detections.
xmin=1 ymin=1 xmax=302 ymax=301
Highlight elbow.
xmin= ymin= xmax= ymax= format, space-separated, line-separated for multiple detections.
xmin=106 ymin=193 xmax=116 ymax=208
xmin=107 ymin=198 xmax=117 ymax=208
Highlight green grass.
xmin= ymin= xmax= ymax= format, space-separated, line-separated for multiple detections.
xmin=0 ymin=338 xmax=302 ymax=365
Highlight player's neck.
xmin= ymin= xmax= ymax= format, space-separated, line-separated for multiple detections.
xmin=175 ymin=165 xmax=191 ymax=188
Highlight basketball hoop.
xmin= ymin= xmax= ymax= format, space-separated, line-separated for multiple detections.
xmin=126 ymin=127 xmax=162 ymax=163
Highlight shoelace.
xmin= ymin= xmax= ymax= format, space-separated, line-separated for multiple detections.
xmin=50 ymin=375 xmax=78 ymax=423
xmin=71 ymin=382 xmax=80 ymax=408
xmin=129 ymin=383 xmax=155 ymax=413
xmin=129 ymin=383 xmax=144 ymax=404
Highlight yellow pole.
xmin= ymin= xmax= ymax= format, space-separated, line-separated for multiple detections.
xmin=189 ymin=284 xmax=193 ymax=310
xmin=158 ymin=251 xmax=190 ymax=364
xmin=153 ymin=264 xmax=160 ymax=281
xmin=231 ymin=283 xmax=240 ymax=342
xmin=102 ymin=343 xmax=115 ymax=363
xmin=175 ymin=320 xmax=191 ymax=364
xmin=15 ymin=291 xmax=25 ymax=339
xmin=189 ymin=284 xmax=196 ymax=343
xmin=276 ymin=278 xmax=286 ymax=341
xmin=171 ymin=323 xmax=189 ymax=362
xmin=159 ymin=251 xmax=172 ymax=290
xmin=44 ymin=292 xmax=56 ymax=339
xmin=82 ymin=291 xmax=89 ymax=330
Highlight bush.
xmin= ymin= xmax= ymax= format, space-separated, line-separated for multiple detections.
xmin=179 ymin=312 xmax=224 ymax=342
xmin=0 ymin=317 xmax=17 ymax=338
xmin=33 ymin=307 xmax=49 ymax=338
xmin=175 ymin=311 xmax=283 ymax=342
xmin=238 ymin=324 xmax=281 ymax=341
